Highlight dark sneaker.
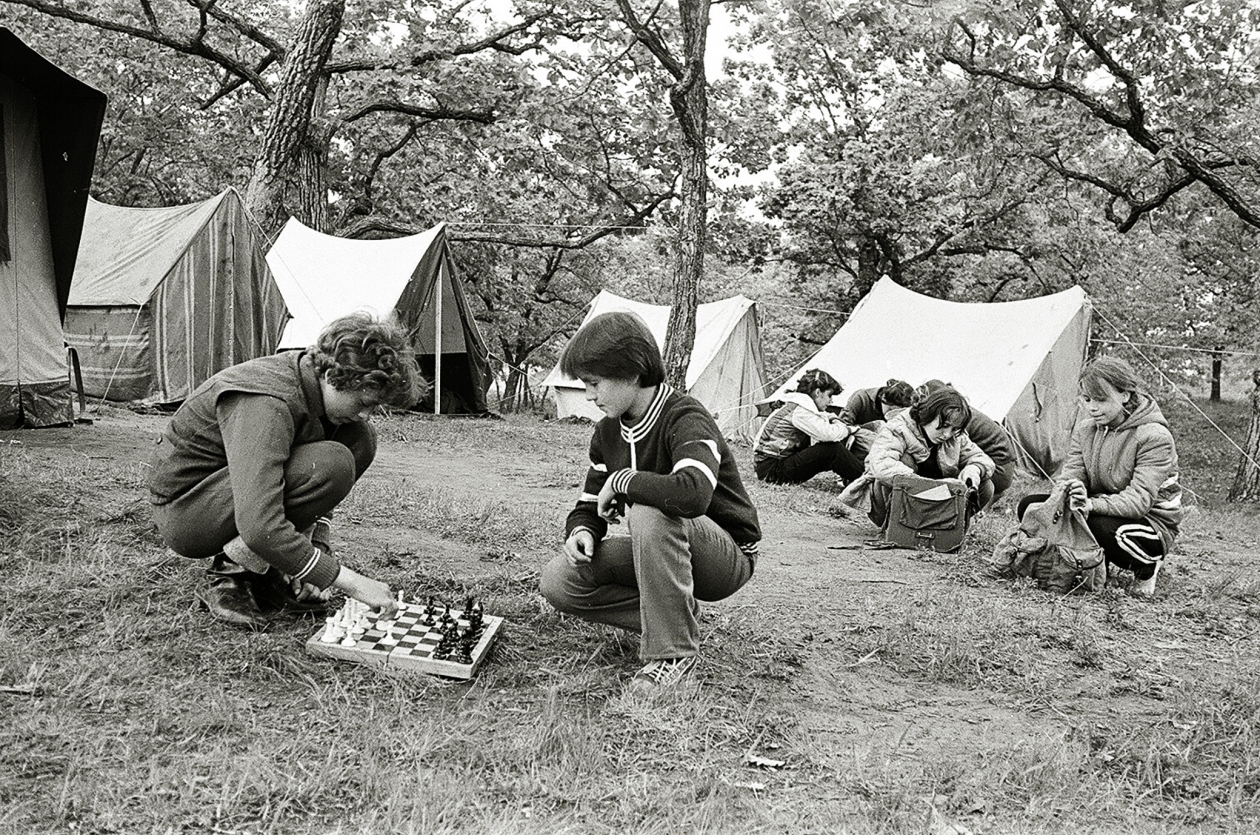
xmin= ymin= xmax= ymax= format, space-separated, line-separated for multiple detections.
xmin=628 ymin=656 xmax=698 ymax=695
xmin=196 ymin=576 xmax=269 ymax=630
xmin=250 ymin=568 xmax=329 ymax=617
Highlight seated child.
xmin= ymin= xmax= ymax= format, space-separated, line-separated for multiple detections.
xmin=840 ymin=379 xmax=915 ymax=425
xmin=148 ymin=312 xmax=423 ymax=629
xmin=1016 ymin=357 xmax=1181 ymax=597
xmin=915 ymin=380 xmax=1017 ymax=500
xmin=539 ymin=311 xmax=761 ymax=693
xmin=840 ymin=387 xmax=995 ymax=527
xmin=751 ymin=369 xmax=865 ymax=486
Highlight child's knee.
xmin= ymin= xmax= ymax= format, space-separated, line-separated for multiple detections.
xmin=539 ymin=555 xmax=576 ymax=609
xmin=625 ymin=503 xmax=678 ymax=535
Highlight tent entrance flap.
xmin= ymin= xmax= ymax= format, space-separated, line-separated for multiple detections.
xmin=0 ymin=29 xmax=105 ymax=428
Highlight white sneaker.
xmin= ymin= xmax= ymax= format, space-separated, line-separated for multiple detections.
xmin=1132 ymin=564 xmax=1160 ymax=598
xmin=628 ymin=656 xmax=697 ymax=694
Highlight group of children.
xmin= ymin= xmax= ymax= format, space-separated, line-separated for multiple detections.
xmin=751 ymin=359 xmax=1181 ymax=598
xmin=147 ymin=309 xmax=1180 ymax=693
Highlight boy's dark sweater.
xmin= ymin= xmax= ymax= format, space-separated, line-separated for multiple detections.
xmin=566 ymin=385 xmax=761 ymax=554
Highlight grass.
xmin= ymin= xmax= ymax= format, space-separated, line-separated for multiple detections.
xmin=2 ymin=397 xmax=1259 ymax=834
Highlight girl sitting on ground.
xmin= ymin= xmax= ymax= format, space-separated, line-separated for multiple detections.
xmin=1016 ymin=357 xmax=1181 ymax=597
xmin=840 ymin=387 xmax=995 ymax=527
xmin=752 ymin=369 xmax=865 ymax=486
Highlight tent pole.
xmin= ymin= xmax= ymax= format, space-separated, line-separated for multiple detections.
xmin=434 ymin=263 xmax=443 ymax=416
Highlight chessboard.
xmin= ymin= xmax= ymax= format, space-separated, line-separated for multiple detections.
xmin=305 ymin=594 xmax=503 ymax=680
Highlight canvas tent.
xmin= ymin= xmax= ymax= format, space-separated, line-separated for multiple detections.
xmin=266 ymin=218 xmax=491 ymax=414
xmin=765 ymin=278 xmax=1091 ymax=475
xmin=0 ymin=28 xmax=106 ymax=428
xmin=544 ymin=290 xmax=770 ymax=443
xmin=65 ymin=190 xmax=288 ymax=404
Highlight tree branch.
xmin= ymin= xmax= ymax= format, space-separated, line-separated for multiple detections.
xmin=3 ymin=0 xmax=274 ymax=94
xmin=342 ymin=100 xmax=496 ymax=124
xmin=614 ymin=0 xmax=683 ymax=79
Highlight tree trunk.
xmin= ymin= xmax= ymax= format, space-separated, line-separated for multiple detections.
xmin=853 ymin=235 xmax=882 ymax=305
xmin=661 ymin=0 xmax=710 ymax=392
xmin=244 ymin=0 xmax=344 ymax=239
xmin=1228 ymin=369 xmax=1260 ymax=502
xmin=1210 ymin=350 xmax=1223 ymax=402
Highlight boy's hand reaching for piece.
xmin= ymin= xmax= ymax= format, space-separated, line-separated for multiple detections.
xmin=333 ymin=566 xmax=399 ymax=619
xmin=564 ymin=529 xmax=596 ymax=567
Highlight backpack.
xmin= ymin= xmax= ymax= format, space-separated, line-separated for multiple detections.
xmin=992 ymin=483 xmax=1106 ymax=593
xmin=884 ymin=473 xmax=970 ymax=553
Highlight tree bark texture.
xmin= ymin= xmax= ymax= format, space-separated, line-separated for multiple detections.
xmin=661 ymin=0 xmax=710 ymax=392
xmin=244 ymin=0 xmax=344 ymax=239
xmin=1228 ymin=370 xmax=1260 ymax=502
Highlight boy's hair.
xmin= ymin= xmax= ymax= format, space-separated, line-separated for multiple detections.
xmin=909 ymin=387 xmax=972 ymax=431
xmin=795 ymin=368 xmax=842 ymax=396
xmin=560 ymin=311 xmax=666 ymax=386
xmin=1080 ymin=356 xmax=1144 ymax=409
xmin=311 ymin=312 xmax=426 ymax=408
xmin=912 ymin=378 xmax=949 ymax=405
xmin=876 ymin=379 xmax=914 ymax=408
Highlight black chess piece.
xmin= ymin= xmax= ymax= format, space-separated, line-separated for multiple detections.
xmin=466 ymin=602 xmax=483 ymax=638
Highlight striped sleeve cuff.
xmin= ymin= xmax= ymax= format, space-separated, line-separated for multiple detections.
xmin=293 ymin=546 xmax=340 ymax=590
xmin=608 ymin=468 xmax=636 ymax=495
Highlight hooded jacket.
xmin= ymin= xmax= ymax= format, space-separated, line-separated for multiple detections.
xmin=1058 ymin=392 xmax=1182 ymax=552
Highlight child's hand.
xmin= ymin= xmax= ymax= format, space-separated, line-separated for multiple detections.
xmin=290 ymin=578 xmax=331 ymax=603
xmin=564 ymin=530 xmax=596 ymax=567
xmin=333 ymin=566 xmax=398 ymax=619
xmin=597 ymin=480 xmax=623 ymax=523
xmin=1064 ymin=478 xmax=1088 ymax=507
xmin=959 ymin=464 xmax=981 ymax=490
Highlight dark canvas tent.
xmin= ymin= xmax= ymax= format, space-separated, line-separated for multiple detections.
xmin=265 ymin=218 xmax=491 ymax=414
xmin=65 ymin=189 xmax=289 ymax=404
xmin=0 ymin=28 xmax=106 ymax=428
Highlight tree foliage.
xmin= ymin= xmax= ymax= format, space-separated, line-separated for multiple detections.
xmin=944 ymin=0 xmax=1260 ymax=231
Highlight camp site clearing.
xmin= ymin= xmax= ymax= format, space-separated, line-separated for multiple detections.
xmin=2 ymin=399 xmax=1257 ymax=835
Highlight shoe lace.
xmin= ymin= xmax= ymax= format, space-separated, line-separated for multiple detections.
xmin=637 ymin=657 xmax=694 ymax=685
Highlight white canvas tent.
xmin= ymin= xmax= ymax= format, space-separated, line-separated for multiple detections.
xmin=265 ymin=218 xmax=491 ymax=414
xmin=765 ymin=277 xmax=1091 ymax=475
xmin=0 ymin=28 xmax=105 ymax=428
xmin=544 ymin=290 xmax=769 ymax=443
xmin=65 ymin=190 xmax=288 ymax=404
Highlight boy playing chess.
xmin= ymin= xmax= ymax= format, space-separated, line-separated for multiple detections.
xmin=540 ymin=311 xmax=761 ymax=693
xmin=148 ymin=313 xmax=422 ymax=629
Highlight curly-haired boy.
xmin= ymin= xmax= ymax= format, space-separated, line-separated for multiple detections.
xmin=148 ymin=312 xmax=424 ymax=629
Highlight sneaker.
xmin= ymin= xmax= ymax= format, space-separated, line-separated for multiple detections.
xmin=628 ymin=656 xmax=698 ymax=694
xmin=1131 ymin=564 xmax=1160 ymax=598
